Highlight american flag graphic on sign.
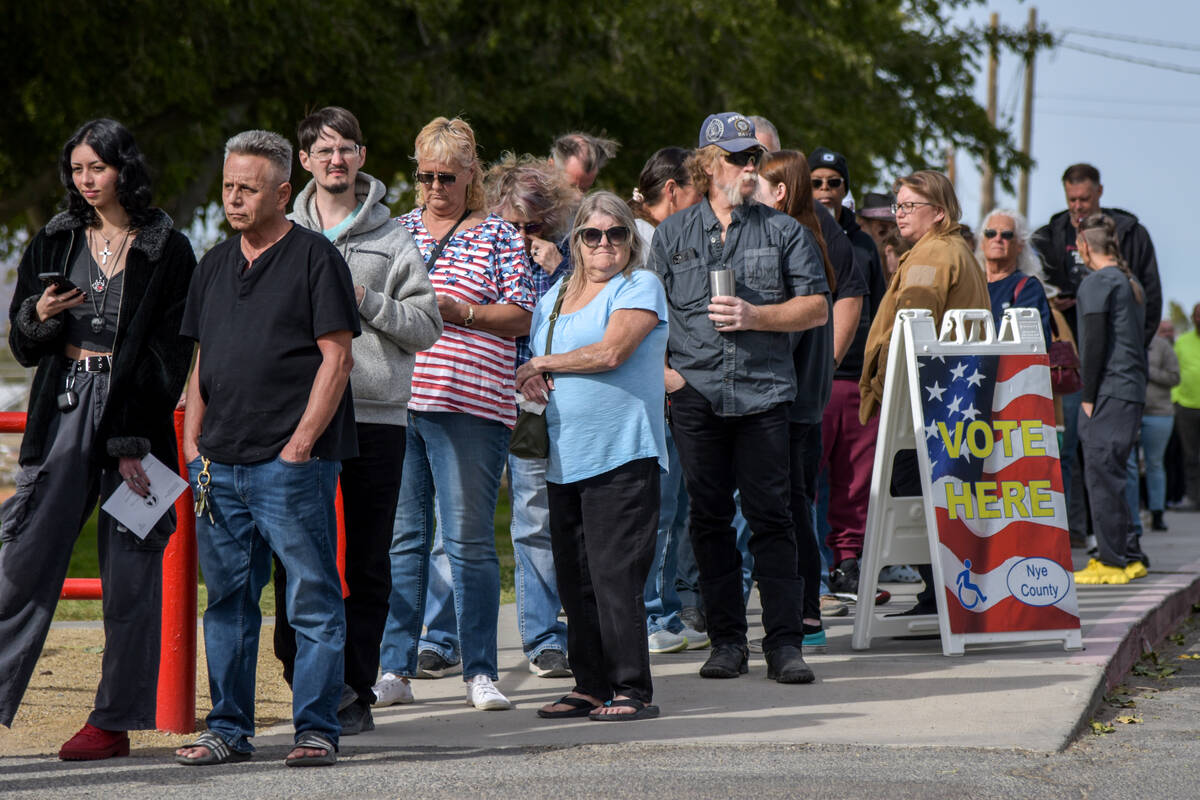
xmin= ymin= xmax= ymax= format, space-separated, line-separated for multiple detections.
xmin=916 ymin=352 xmax=1080 ymax=634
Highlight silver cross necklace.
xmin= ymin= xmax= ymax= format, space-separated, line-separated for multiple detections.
xmin=88 ymin=228 xmax=130 ymax=293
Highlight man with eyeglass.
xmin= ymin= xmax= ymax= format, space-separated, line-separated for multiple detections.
xmin=649 ymin=112 xmax=829 ymax=684
xmin=270 ymin=107 xmax=442 ymax=735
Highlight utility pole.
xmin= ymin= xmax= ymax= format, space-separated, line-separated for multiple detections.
xmin=980 ymin=12 xmax=999 ymax=214
xmin=1018 ymin=7 xmax=1038 ymax=218
xmin=946 ymin=145 xmax=957 ymax=188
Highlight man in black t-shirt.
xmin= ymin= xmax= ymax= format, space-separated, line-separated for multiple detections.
xmin=175 ymin=130 xmax=360 ymax=768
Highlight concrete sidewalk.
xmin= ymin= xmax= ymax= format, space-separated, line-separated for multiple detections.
xmin=253 ymin=513 xmax=1200 ymax=755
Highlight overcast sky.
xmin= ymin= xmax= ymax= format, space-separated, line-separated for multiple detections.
xmin=948 ymin=1 xmax=1196 ymax=317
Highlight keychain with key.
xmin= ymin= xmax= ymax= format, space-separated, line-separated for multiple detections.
xmin=194 ymin=457 xmax=215 ymax=524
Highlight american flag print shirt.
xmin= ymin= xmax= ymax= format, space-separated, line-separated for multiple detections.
xmin=399 ymin=210 xmax=536 ymax=427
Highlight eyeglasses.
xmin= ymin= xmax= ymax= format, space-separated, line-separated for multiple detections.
xmin=724 ymin=148 xmax=765 ymax=168
xmin=414 ymin=171 xmax=457 ymax=186
xmin=983 ymin=229 xmax=1015 ymax=240
xmin=506 ymin=220 xmax=544 ymax=235
xmin=576 ymin=226 xmax=630 ymax=248
xmin=811 ymin=177 xmax=844 ymax=189
xmin=890 ymin=201 xmax=938 ymax=216
xmin=309 ymin=144 xmax=360 ymax=163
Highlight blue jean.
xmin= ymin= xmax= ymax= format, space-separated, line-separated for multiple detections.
xmin=508 ymin=454 xmax=568 ymax=658
xmin=813 ymin=467 xmax=834 ymax=594
xmin=380 ymin=411 xmax=508 ymax=681
xmin=192 ymin=456 xmax=344 ymax=751
xmin=646 ymin=427 xmax=686 ymax=635
xmin=418 ymin=530 xmax=460 ymax=662
xmin=1126 ymin=415 xmax=1175 ymax=534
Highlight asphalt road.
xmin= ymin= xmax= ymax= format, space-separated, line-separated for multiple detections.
xmin=4 ymin=613 xmax=1199 ymax=800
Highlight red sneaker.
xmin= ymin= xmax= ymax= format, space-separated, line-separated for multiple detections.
xmin=59 ymin=723 xmax=130 ymax=760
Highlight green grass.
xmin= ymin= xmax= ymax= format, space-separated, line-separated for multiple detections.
xmin=53 ymin=483 xmax=516 ymax=621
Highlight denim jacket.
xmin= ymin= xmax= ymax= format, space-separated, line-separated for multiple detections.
xmin=649 ymin=199 xmax=828 ymax=417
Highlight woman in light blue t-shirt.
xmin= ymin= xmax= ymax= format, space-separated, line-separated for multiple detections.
xmin=515 ymin=191 xmax=667 ymax=722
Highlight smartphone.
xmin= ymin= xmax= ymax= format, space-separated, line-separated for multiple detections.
xmin=38 ymin=272 xmax=82 ymax=294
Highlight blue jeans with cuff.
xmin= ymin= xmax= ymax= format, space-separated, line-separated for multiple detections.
xmin=192 ymin=455 xmax=344 ymax=752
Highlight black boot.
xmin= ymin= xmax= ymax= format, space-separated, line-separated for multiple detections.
xmin=1151 ymin=510 xmax=1168 ymax=531
xmin=765 ymin=645 xmax=815 ymax=684
xmin=699 ymin=643 xmax=749 ymax=679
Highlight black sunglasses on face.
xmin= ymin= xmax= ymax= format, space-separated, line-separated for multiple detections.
xmin=983 ymin=229 xmax=1015 ymax=240
xmin=577 ymin=226 xmax=630 ymax=247
xmin=506 ymin=221 xmax=544 ymax=235
xmin=724 ymin=148 xmax=765 ymax=168
xmin=414 ymin=171 xmax=457 ymax=186
xmin=811 ymin=177 xmax=844 ymax=189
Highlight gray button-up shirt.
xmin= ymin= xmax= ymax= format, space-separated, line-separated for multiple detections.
xmin=650 ymin=198 xmax=829 ymax=417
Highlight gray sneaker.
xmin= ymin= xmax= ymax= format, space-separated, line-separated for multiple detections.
xmin=680 ymin=606 xmax=706 ymax=633
xmin=528 ymin=649 xmax=572 ymax=678
xmin=415 ymin=650 xmax=462 ymax=679
xmin=647 ymin=629 xmax=687 ymax=653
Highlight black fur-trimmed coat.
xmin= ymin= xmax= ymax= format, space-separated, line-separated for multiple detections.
xmin=7 ymin=209 xmax=196 ymax=469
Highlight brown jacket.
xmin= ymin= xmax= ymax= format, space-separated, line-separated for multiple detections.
xmin=858 ymin=224 xmax=989 ymax=422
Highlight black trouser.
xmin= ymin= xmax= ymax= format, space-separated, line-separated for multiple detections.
xmin=790 ymin=422 xmax=823 ymax=624
xmin=1175 ymin=403 xmax=1200 ymax=507
xmin=274 ymin=422 xmax=406 ymax=705
xmin=1080 ymin=397 xmax=1144 ymax=568
xmin=890 ymin=450 xmax=935 ymax=607
xmin=0 ymin=370 xmax=170 ymax=730
xmin=669 ymin=384 xmax=804 ymax=653
xmin=548 ymin=458 xmax=659 ymax=704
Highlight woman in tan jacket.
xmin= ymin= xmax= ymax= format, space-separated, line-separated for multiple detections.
xmin=857 ymin=170 xmax=989 ymax=616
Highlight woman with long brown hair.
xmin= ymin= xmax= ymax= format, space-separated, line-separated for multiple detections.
xmin=753 ymin=150 xmax=865 ymax=650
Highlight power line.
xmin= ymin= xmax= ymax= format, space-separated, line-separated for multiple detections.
xmin=1040 ymin=109 xmax=1200 ymax=124
xmin=1058 ymin=41 xmax=1200 ymax=76
xmin=1060 ymin=26 xmax=1200 ymax=53
xmin=1038 ymin=93 xmax=1200 ymax=109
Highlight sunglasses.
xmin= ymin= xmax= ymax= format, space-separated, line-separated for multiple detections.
xmin=811 ymin=177 xmax=844 ymax=189
xmin=724 ymin=148 xmax=765 ymax=168
xmin=506 ymin=221 xmax=544 ymax=235
xmin=576 ymin=226 xmax=630 ymax=248
xmin=414 ymin=171 xmax=457 ymax=186
xmin=983 ymin=229 xmax=1015 ymax=240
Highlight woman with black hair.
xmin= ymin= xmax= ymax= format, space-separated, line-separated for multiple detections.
xmin=0 ymin=119 xmax=196 ymax=759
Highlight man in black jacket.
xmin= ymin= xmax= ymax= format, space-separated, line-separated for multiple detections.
xmin=1032 ymin=162 xmax=1162 ymax=551
xmin=1032 ymin=163 xmax=1161 ymax=345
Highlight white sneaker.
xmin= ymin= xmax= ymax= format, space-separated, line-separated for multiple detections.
xmin=372 ymin=672 xmax=414 ymax=707
xmin=680 ymin=625 xmax=710 ymax=649
xmin=647 ymin=629 xmax=687 ymax=654
xmin=465 ymin=675 xmax=512 ymax=710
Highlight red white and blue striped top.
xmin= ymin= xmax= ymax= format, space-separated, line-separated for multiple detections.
xmin=399 ymin=210 xmax=536 ymax=427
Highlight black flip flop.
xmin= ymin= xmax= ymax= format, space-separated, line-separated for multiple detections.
xmin=588 ymin=698 xmax=661 ymax=722
xmin=174 ymin=732 xmax=252 ymax=766
xmin=537 ymin=695 xmax=598 ymax=719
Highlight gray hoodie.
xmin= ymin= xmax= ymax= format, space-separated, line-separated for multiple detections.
xmin=291 ymin=171 xmax=443 ymax=425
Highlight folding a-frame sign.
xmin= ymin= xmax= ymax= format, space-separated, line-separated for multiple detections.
xmin=852 ymin=308 xmax=1082 ymax=656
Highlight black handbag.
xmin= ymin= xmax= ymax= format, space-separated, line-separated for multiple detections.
xmin=509 ymin=280 xmax=569 ymax=459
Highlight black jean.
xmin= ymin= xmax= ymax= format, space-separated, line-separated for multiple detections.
xmin=790 ymin=422 xmax=823 ymax=623
xmin=274 ymin=422 xmax=406 ymax=705
xmin=668 ymin=384 xmax=804 ymax=653
xmin=548 ymin=457 xmax=659 ymax=704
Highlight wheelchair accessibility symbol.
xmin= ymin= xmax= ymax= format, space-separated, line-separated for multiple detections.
xmin=956 ymin=560 xmax=987 ymax=610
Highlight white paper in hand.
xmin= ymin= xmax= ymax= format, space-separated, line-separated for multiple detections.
xmin=100 ymin=454 xmax=189 ymax=539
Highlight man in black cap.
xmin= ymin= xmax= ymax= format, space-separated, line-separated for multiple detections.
xmin=649 ymin=112 xmax=829 ymax=683
xmin=808 ymin=147 xmax=888 ymax=594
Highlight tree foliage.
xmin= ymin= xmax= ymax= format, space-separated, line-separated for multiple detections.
xmin=1 ymin=0 xmax=1040 ymax=232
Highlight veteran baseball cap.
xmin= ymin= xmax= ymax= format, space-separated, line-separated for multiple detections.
xmin=698 ymin=112 xmax=759 ymax=153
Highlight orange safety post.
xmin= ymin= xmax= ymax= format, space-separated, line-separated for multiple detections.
xmin=156 ymin=408 xmax=197 ymax=733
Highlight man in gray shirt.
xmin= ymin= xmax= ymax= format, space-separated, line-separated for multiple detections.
xmin=650 ymin=112 xmax=828 ymax=684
